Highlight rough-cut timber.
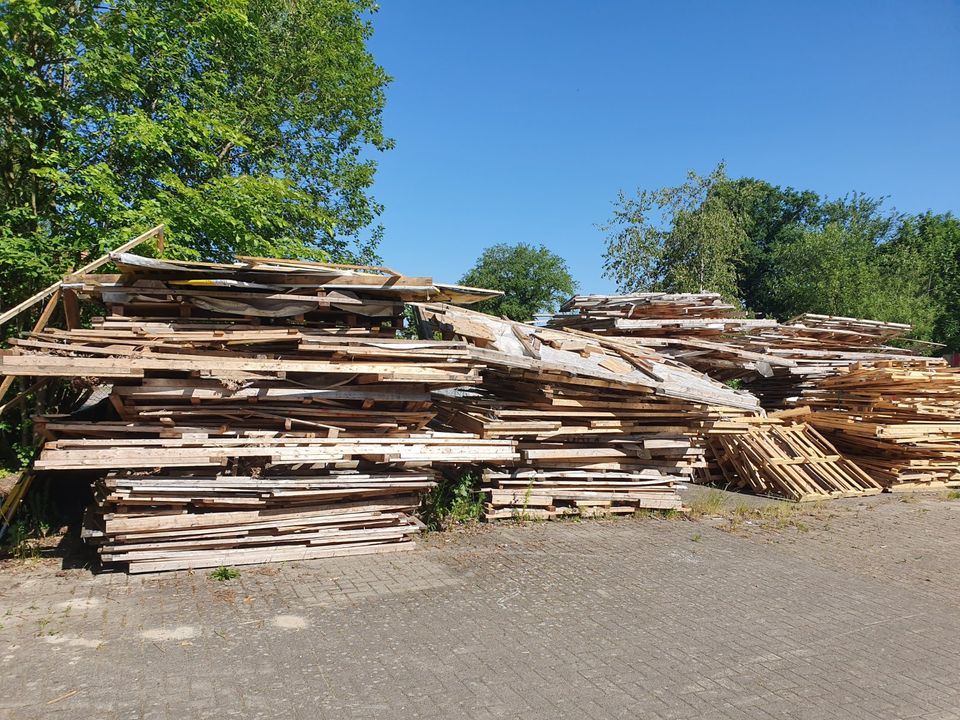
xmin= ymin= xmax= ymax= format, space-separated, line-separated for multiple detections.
xmin=797 ymin=361 xmax=960 ymax=491
xmin=416 ymin=303 xmax=759 ymax=518
xmin=0 ymin=252 xmax=513 ymax=572
xmin=549 ymin=296 xmax=936 ymax=409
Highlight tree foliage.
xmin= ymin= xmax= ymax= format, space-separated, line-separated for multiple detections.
xmin=0 ymin=0 xmax=391 ymax=311
xmin=460 ymin=243 xmax=577 ymax=322
xmin=603 ymin=164 xmax=960 ymax=351
xmin=602 ymin=163 xmax=743 ymax=301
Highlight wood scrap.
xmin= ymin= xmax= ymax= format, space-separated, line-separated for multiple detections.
xmin=416 ymin=303 xmax=759 ymax=518
xmin=797 ymin=361 xmax=960 ymax=491
xmin=0 ymin=249 xmax=511 ymax=571
xmin=703 ymin=409 xmax=882 ymax=502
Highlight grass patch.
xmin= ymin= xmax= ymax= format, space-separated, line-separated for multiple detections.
xmin=633 ymin=507 xmax=684 ymax=520
xmin=685 ymin=488 xmax=827 ymax=533
xmin=420 ymin=470 xmax=484 ymax=530
xmin=726 ymin=502 xmax=807 ymax=531
xmin=209 ymin=566 xmax=240 ymax=581
xmin=945 ymin=490 xmax=960 ymax=501
xmin=687 ymin=489 xmax=730 ymax=518
xmin=2 ymin=479 xmax=54 ymax=559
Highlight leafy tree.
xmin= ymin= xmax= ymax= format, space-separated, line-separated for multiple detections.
xmin=460 ymin=243 xmax=577 ymax=322
xmin=886 ymin=212 xmax=960 ymax=348
xmin=764 ymin=224 xmax=882 ymax=319
xmin=602 ymin=165 xmax=957 ymax=351
xmin=711 ymin=178 xmax=820 ymax=313
xmin=602 ymin=163 xmax=745 ymax=301
xmin=0 ymin=0 xmax=391 ymax=314
xmin=756 ymin=192 xmax=913 ymax=318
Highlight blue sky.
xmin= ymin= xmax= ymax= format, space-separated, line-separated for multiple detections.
xmin=367 ymin=0 xmax=960 ymax=293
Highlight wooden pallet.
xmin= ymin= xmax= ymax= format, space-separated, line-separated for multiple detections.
xmin=704 ymin=409 xmax=883 ymax=502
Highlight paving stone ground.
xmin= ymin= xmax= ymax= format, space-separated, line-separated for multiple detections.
xmin=2 ymin=488 xmax=959 ymax=720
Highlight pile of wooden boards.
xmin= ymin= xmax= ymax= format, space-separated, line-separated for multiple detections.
xmin=548 ymin=293 xmax=796 ymax=386
xmin=550 ymin=299 xmax=932 ymax=407
xmin=797 ymin=361 xmax=960 ymax=491
xmin=549 ymin=293 xmax=778 ymax=338
xmin=733 ymin=314 xmax=936 ymax=407
xmin=548 ymin=295 xmax=960 ymax=500
xmin=416 ymin=303 xmax=760 ymax=518
xmin=0 ymin=252 xmax=518 ymax=572
xmin=703 ymin=408 xmax=883 ymax=502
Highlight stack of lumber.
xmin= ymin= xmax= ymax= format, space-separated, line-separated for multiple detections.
xmin=63 ymin=252 xmax=498 ymax=333
xmin=0 ymin=252 xmax=517 ymax=572
xmin=703 ymin=408 xmax=883 ymax=502
xmin=416 ymin=303 xmax=760 ymax=518
xmin=552 ymin=297 xmax=939 ymax=410
xmin=84 ymin=470 xmax=435 ymax=573
xmin=797 ymin=361 xmax=960 ymax=491
xmin=549 ymin=293 xmax=777 ymax=338
xmin=548 ymin=293 xmax=793 ymax=383
xmin=734 ymin=314 xmax=935 ymax=407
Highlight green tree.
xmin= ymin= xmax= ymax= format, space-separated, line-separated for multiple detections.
xmin=0 ymin=0 xmax=391 ymax=313
xmin=886 ymin=212 xmax=960 ymax=349
xmin=711 ymin=178 xmax=821 ymax=313
xmin=460 ymin=243 xmax=577 ymax=322
xmin=602 ymin=163 xmax=745 ymax=301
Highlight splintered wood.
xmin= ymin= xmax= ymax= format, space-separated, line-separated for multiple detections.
xmin=416 ymin=303 xmax=759 ymax=518
xmin=0 ymin=252 xmax=514 ymax=572
xmin=550 ymin=298 xmax=933 ymax=407
xmin=548 ymin=295 xmax=957 ymax=501
xmin=733 ymin=314 xmax=937 ymax=408
xmin=798 ymin=361 xmax=960 ymax=491
xmin=5 ymin=245 xmax=958 ymax=567
xmin=704 ymin=409 xmax=882 ymax=502
xmin=549 ymin=293 xmax=778 ymax=338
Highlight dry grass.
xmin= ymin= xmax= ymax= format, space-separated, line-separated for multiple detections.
xmin=685 ymin=489 xmax=834 ymax=534
xmin=687 ymin=489 xmax=730 ymax=518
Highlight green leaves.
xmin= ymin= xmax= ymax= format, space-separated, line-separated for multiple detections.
xmin=460 ymin=243 xmax=577 ymax=322
xmin=0 ymin=0 xmax=391 ymax=312
xmin=602 ymin=163 xmax=744 ymax=302
xmin=603 ymin=167 xmax=958 ymax=351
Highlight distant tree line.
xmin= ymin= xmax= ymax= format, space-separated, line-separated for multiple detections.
xmin=602 ymin=163 xmax=960 ymax=351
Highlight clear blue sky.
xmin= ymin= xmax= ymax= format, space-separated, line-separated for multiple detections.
xmin=367 ymin=0 xmax=960 ymax=293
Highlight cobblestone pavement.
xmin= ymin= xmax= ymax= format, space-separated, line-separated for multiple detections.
xmin=2 ymin=489 xmax=960 ymax=720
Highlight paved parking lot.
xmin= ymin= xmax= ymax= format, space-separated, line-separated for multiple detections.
xmin=2 ymin=489 xmax=960 ymax=719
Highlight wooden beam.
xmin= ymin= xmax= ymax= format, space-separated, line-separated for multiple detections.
xmin=0 ymin=288 xmax=61 ymax=407
xmin=0 ymin=224 xmax=164 ymax=328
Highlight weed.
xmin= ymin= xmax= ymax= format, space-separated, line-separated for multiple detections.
xmin=945 ymin=490 xmax=960 ymax=501
xmin=690 ymin=533 xmax=702 ymax=542
xmin=420 ymin=470 xmax=484 ymax=530
xmin=687 ymin=489 xmax=729 ymax=518
xmin=209 ymin=566 xmax=240 ymax=581
xmin=634 ymin=507 xmax=684 ymax=520
xmin=3 ymin=480 xmax=53 ymax=559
